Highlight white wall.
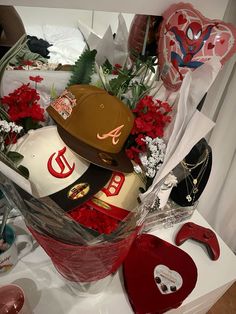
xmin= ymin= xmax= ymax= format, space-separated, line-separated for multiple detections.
xmin=15 ymin=6 xmax=134 ymax=36
xmin=1 ymin=0 xmax=230 ymax=19
xmin=13 ymin=0 xmax=230 ymax=38
xmin=15 ymin=7 xmax=93 ymax=28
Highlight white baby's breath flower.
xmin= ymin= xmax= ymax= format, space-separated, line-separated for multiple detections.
xmin=0 ymin=120 xmax=23 ymax=154
xmin=0 ymin=120 xmax=23 ymax=134
xmin=13 ymin=125 xmax=23 ymax=133
xmin=139 ymin=136 xmax=166 ymax=178
xmin=147 ymin=168 xmax=156 ymax=178
xmin=163 ymin=173 xmax=178 ymax=188
xmin=139 ymin=153 xmax=148 ymax=166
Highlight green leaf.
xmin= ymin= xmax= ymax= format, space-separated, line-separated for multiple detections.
xmin=23 ymin=117 xmax=41 ymax=132
xmin=109 ymin=73 xmax=133 ymax=96
xmin=0 ymin=105 xmax=9 ymax=121
xmin=50 ymin=84 xmax=58 ymax=100
xmin=6 ymin=151 xmax=24 ymax=163
xmin=102 ymin=59 xmax=113 ymax=74
xmin=0 ymin=151 xmax=16 ymax=168
xmin=68 ymin=49 xmax=97 ymax=86
xmin=17 ymin=165 xmax=29 ymax=179
xmin=0 ymin=151 xmax=29 ymax=179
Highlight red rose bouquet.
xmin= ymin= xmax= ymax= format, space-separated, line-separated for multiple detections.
xmin=1 ymin=75 xmax=45 ymax=133
xmin=0 ymin=75 xmax=45 ymax=177
xmin=126 ymin=95 xmax=172 ymax=169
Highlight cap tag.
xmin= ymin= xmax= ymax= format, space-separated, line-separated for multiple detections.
xmin=47 ymin=146 xmax=75 ymax=178
xmin=68 ymin=183 xmax=90 ymax=200
xmin=97 ymin=125 xmax=124 ymax=145
xmin=50 ymin=90 xmax=77 ymax=120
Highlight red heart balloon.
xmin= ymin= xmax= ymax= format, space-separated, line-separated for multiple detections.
xmin=178 ymin=14 xmax=187 ymax=25
xmin=158 ymin=3 xmax=236 ymax=91
xmin=207 ymin=42 xmax=215 ymax=50
xmin=123 ymin=234 xmax=197 ymax=314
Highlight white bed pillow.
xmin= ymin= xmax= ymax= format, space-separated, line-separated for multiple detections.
xmin=42 ymin=25 xmax=86 ymax=64
xmin=48 ymin=39 xmax=85 ymax=64
xmin=25 ymin=25 xmax=45 ymax=40
xmin=43 ymin=24 xmax=84 ymax=44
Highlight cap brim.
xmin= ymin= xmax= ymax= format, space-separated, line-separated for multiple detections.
xmin=57 ymin=126 xmax=134 ymax=173
xmin=48 ymin=162 xmax=112 ymax=212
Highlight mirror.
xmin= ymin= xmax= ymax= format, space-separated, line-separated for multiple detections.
xmin=15 ymin=6 xmax=134 ymax=37
xmin=1 ymin=6 xmax=136 ymax=64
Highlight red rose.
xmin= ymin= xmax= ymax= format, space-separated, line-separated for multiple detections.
xmin=1 ymin=82 xmax=45 ymax=132
xmin=125 ymin=95 xmax=172 ymax=163
xmin=68 ymin=205 xmax=119 ymax=235
xmin=29 ymin=75 xmax=44 ymax=83
xmin=112 ymin=63 xmax=122 ymax=75
xmin=21 ymin=60 xmax=34 ymax=66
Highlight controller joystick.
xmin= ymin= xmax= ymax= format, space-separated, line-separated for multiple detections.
xmin=175 ymin=222 xmax=220 ymax=260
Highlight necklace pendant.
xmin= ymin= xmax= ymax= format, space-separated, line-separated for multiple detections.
xmin=193 ymin=187 xmax=198 ymax=194
xmin=186 ymin=195 xmax=192 ymax=202
xmin=193 ymin=179 xmax=198 ymax=185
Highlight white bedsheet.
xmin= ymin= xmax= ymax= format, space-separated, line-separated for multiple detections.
xmin=26 ymin=24 xmax=86 ymax=65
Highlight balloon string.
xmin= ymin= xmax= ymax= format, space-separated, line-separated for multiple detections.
xmin=152 ymin=82 xmax=164 ymax=98
xmin=165 ymin=89 xmax=172 ymax=102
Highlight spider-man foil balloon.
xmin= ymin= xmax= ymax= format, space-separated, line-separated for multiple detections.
xmin=158 ymin=3 xmax=236 ymax=91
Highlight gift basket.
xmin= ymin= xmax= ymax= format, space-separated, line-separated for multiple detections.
xmin=0 ymin=4 xmax=236 ymax=296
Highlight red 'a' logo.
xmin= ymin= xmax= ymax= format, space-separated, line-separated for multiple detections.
xmin=47 ymin=147 xmax=75 ymax=178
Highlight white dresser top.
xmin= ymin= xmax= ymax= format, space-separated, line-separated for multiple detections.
xmin=1 ymin=210 xmax=236 ymax=314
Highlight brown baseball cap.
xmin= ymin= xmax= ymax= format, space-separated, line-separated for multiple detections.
xmin=46 ymin=85 xmax=134 ymax=173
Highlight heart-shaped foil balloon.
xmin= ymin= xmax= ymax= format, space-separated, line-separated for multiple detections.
xmin=158 ymin=3 xmax=236 ymax=91
xmin=123 ymin=234 xmax=197 ymax=314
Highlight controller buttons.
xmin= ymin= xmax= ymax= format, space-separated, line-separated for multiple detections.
xmin=203 ymin=230 xmax=213 ymax=240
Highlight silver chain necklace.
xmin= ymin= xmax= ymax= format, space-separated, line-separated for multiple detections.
xmin=181 ymin=150 xmax=209 ymax=203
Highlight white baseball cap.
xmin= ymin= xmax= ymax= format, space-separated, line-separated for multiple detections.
xmin=16 ymin=126 xmax=111 ymax=211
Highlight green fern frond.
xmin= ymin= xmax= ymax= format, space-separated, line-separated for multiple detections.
xmin=67 ymin=49 xmax=97 ymax=86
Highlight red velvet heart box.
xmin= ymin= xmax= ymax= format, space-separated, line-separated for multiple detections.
xmin=123 ymin=234 xmax=198 ymax=314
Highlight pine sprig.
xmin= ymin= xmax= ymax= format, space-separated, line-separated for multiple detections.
xmin=68 ymin=49 xmax=97 ymax=86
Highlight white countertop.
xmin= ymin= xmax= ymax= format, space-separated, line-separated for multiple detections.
xmin=1 ymin=210 xmax=236 ymax=314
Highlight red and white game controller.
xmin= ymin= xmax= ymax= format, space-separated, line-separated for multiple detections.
xmin=175 ymin=222 xmax=220 ymax=260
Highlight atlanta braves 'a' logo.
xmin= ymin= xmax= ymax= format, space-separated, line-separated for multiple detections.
xmin=97 ymin=125 xmax=124 ymax=145
xmin=47 ymin=147 xmax=75 ymax=178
